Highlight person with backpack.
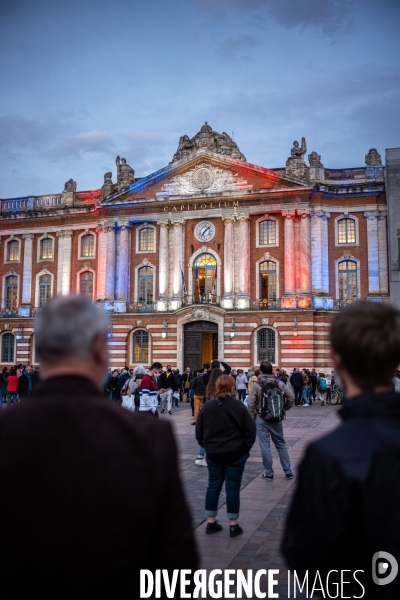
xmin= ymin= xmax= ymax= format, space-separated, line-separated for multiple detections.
xmin=248 ymin=361 xmax=295 ymax=480
xmin=325 ymin=372 xmax=332 ymax=405
xmin=317 ymin=372 xmax=327 ymax=405
xmin=289 ymin=368 xmax=304 ymax=406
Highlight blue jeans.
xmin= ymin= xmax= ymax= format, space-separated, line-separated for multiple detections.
xmin=205 ymin=453 xmax=248 ymax=519
xmin=256 ymin=418 xmax=292 ymax=477
xmin=237 ymin=389 xmax=246 ymax=402
xmin=302 ymin=386 xmax=310 ymax=405
xmin=198 ymin=446 xmax=205 ymax=457
xmin=7 ymin=392 xmax=18 ymax=405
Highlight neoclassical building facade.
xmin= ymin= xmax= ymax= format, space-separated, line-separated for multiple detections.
xmin=0 ymin=124 xmax=392 ymax=371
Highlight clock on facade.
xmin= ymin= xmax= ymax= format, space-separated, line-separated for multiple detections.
xmin=195 ymin=221 xmax=215 ymax=243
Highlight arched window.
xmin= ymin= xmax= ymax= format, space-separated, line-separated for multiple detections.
xmin=138 ymin=266 xmax=154 ymax=304
xmin=7 ymin=240 xmax=19 ymax=262
xmin=138 ymin=227 xmax=154 ymax=252
xmin=80 ymin=271 xmax=94 ymax=298
xmin=193 ymin=253 xmax=217 ymax=303
xmin=257 ymin=328 xmax=276 ymax=364
xmin=5 ymin=275 xmax=18 ymax=309
xmin=259 ymin=261 xmax=277 ymax=302
xmin=337 ymin=218 xmax=356 ymax=244
xmin=38 ymin=274 xmax=51 ymax=307
xmin=40 ymin=237 xmax=53 ymax=260
xmin=259 ymin=221 xmax=276 ymax=246
xmin=81 ymin=234 xmax=95 ymax=258
xmin=132 ymin=330 xmax=149 ymax=364
xmin=1 ymin=333 xmax=15 ymax=363
xmin=338 ymin=260 xmax=358 ymax=301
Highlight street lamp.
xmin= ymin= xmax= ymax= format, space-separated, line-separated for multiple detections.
xmin=230 ymin=318 xmax=235 ymax=339
xmin=162 ymin=319 xmax=168 ymax=339
xmin=293 ymin=316 xmax=298 ymax=337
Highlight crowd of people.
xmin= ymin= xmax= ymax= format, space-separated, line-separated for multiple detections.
xmin=0 ymin=295 xmax=399 ymax=597
xmin=0 ymin=364 xmax=40 ymax=408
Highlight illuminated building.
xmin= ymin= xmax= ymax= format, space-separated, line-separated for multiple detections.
xmin=0 ymin=124 xmax=393 ymax=371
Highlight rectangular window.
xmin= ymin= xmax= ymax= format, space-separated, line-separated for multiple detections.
xmin=338 ymin=219 xmax=356 ymax=244
xmin=133 ymin=330 xmax=149 ymax=363
xmin=40 ymin=238 xmax=53 ymax=259
xmin=139 ymin=228 xmax=154 ymax=251
xmin=259 ymin=221 xmax=276 ymax=246
xmin=81 ymin=235 xmax=95 ymax=258
xmin=7 ymin=240 xmax=19 ymax=261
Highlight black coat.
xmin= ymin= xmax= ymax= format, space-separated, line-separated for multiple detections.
xmin=289 ymin=371 xmax=303 ymax=388
xmin=0 ymin=375 xmax=198 ymax=595
xmin=203 ymin=361 xmax=231 ymax=387
xmin=16 ymin=372 xmax=34 ymax=398
xmin=282 ymin=391 xmax=400 ymax=599
xmin=196 ymin=395 xmax=256 ymax=459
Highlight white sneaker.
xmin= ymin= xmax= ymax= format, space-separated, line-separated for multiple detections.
xmin=303 ymin=404 xmax=309 ymax=407
xmin=195 ymin=458 xmax=207 ymax=467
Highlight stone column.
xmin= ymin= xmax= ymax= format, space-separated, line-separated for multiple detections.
xmin=377 ymin=212 xmax=389 ymax=295
xmin=311 ymin=209 xmax=331 ymax=307
xmin=21 ymin=233 xmax=34 ymax=306
xmin=157 ymin=219 xmax=170 ymax=299
xmin=223 ymin=216 xmax=235 ymax=301
xmin=105 ymin=226 xmax=117 ymax=300
xmin=116 ymin=223 xmax=131 ymax=301
xmin=298 ymin=210 xmax=311 ymax=307
xmin=56 ymin=230 xmax=73 ymax=295
xmin=237 ymin=214 xmax=250 ymax=304
xmin=171 ymin=218 xmax=185 ymax=299
xmin=365 ymin=210 xmax=380 ymax=296
xmin=282 ymin=210 xmax=296 ymax=307
xmin=96 ymin=224 xmax=108 ymax=300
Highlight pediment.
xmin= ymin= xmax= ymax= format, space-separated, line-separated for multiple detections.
xmin=100 ymin=151 xmax=309 ymax=205
xmin=156 ymin=162 xmax=253 ymax=197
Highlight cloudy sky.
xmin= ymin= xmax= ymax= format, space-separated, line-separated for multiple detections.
xmin=1 ymin=0 xmax=399 ymax=198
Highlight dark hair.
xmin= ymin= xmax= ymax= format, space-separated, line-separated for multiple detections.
xmin=206 ymin=368 xmax=223 ymax=400
xmin=211 ymin=359 xmax=220 ymax=369
xmin=255 ymin=369 xmax=260 ymax=377
xmin=330 ymin=301 xmax=400 ymax=390
xmin=150 ymin=362 xmax=163 ymax=371
xmin=9 ymin=368 xmax=17 ymax=376
xmin=215 ymin=375 xmax=236 ymax=399
xmin=260 ymin=361 xmax=273 ymax=374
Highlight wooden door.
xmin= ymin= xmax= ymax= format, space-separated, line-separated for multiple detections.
xmin=184 ymin=332 xmax=202 ymax=371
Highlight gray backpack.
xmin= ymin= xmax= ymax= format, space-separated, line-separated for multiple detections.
xmin=258 ymin=381 xmax=285 ymax=423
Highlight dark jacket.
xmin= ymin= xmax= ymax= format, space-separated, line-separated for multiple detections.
xmin=203 ymin=361 xmax=231 ymax=387
xmin=282 ymin=391 xmax=400 ymax=599
xmin=193 ymin=374 xmax=206 ymax=396
xmin=195 ymin=395 xmax=256 ymax=459
xmin=158 ymin=370 xmax=177 ymax=391
xmin=17 ymin=372 xmax=35 ymax=398
xmin=289 ymin=371 xmax=303 ymax=388
xmin=0 ymin=375 xmax=198 ymax=595
xmin=117 ymin=372 xmax=130 ymax=391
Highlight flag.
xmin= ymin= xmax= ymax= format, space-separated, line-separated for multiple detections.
xmin=180 ymin=263 xmax=188 ymax=300
xmin=195 ymin=266 xmax=201 ymax=301
xmin=211 ymin=264 xmax=218 ymax=299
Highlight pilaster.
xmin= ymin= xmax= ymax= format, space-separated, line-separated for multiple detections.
xmin=298 ymin=210 xmax=312 ymax=308
xmin=21 ymin=233 xmax=34 ymax=308
xmin=281 ymin=210 xmax=296 ymax=308
xmin=116 ymin=223 xmax=131 ymax=303
xmin=222 ymin=216 xmax=235 ymax=302
xmin=157 ymin=219 xmax=170 ymax=299
xmin=237 ymin=214 xmax=250 ymax=307
xmin=171 ymin=218 xmax=185 ymax=301
xmin=377 ymin=213 xmax=389 ymax=296
xmin=96 ymin=223 xmax=108 ymax=300
xmin=310 ymin=209 xmax=332 ymax=309
xmin=105 ymin=225 xmax=117 ymax=300
xmin=56 ymin=230 xmax=73 ymax=295
xmin=364 ymin=210 xmax=380 ymax=296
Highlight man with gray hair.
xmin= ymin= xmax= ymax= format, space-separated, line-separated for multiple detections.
xmin=0 ymin=295 xmax=198 ymax=595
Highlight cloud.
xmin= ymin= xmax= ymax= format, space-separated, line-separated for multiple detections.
xmin=0 ymin=115 xmax=53 ymax=150
xmin=215 ymin=35 xmax=260 ymax=63
xmin=50 ymin=130 xmax=115 ymax=158
xmin=198 ymin=0 xmax=355 ymax=38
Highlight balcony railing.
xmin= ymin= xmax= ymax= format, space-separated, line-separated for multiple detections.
xmin=0 ymin=297 xmax=366 ymax=318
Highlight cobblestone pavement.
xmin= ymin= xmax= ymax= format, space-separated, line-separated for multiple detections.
xmin=161 ymin=400 xmax=341 ymax=599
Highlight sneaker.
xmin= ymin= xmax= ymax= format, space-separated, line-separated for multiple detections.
xmin=195 ymin=458 xmax=207 ymax=467
xmin=303 ymin=404 xmax=309 ymax=407
xmin=230 ymin=524 xmax=243 ymax=538
xmin=206 ymin=521 xmax=222 ymax=534
xmin=286 ymin=473 xmax=294 ymax=480
xmin=160 ymin=409 xmax=165 ymax=414
xmin=191 ymin=422 xmax=196 ymax=426
xmin=168 ymin=411 xmax=172 ymax=415
xmin=262 ymin=474 xmax=274 ymax=481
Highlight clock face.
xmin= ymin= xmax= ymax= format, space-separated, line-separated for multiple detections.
xmin=195 ymin=221 xmax=215 ymax=243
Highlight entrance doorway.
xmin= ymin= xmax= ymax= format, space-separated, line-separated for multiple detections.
xmin=183 ymin=321 xmax=218 ymax=371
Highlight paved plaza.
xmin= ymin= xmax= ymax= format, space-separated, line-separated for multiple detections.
xmin=162 ymin=401 xmax=341 ymax=598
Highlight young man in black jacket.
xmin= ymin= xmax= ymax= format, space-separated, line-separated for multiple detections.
xmin=289 ymin=368 xmax=303 ymax=406
xmin=282 ymin=301 xmax=400 ymax=599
